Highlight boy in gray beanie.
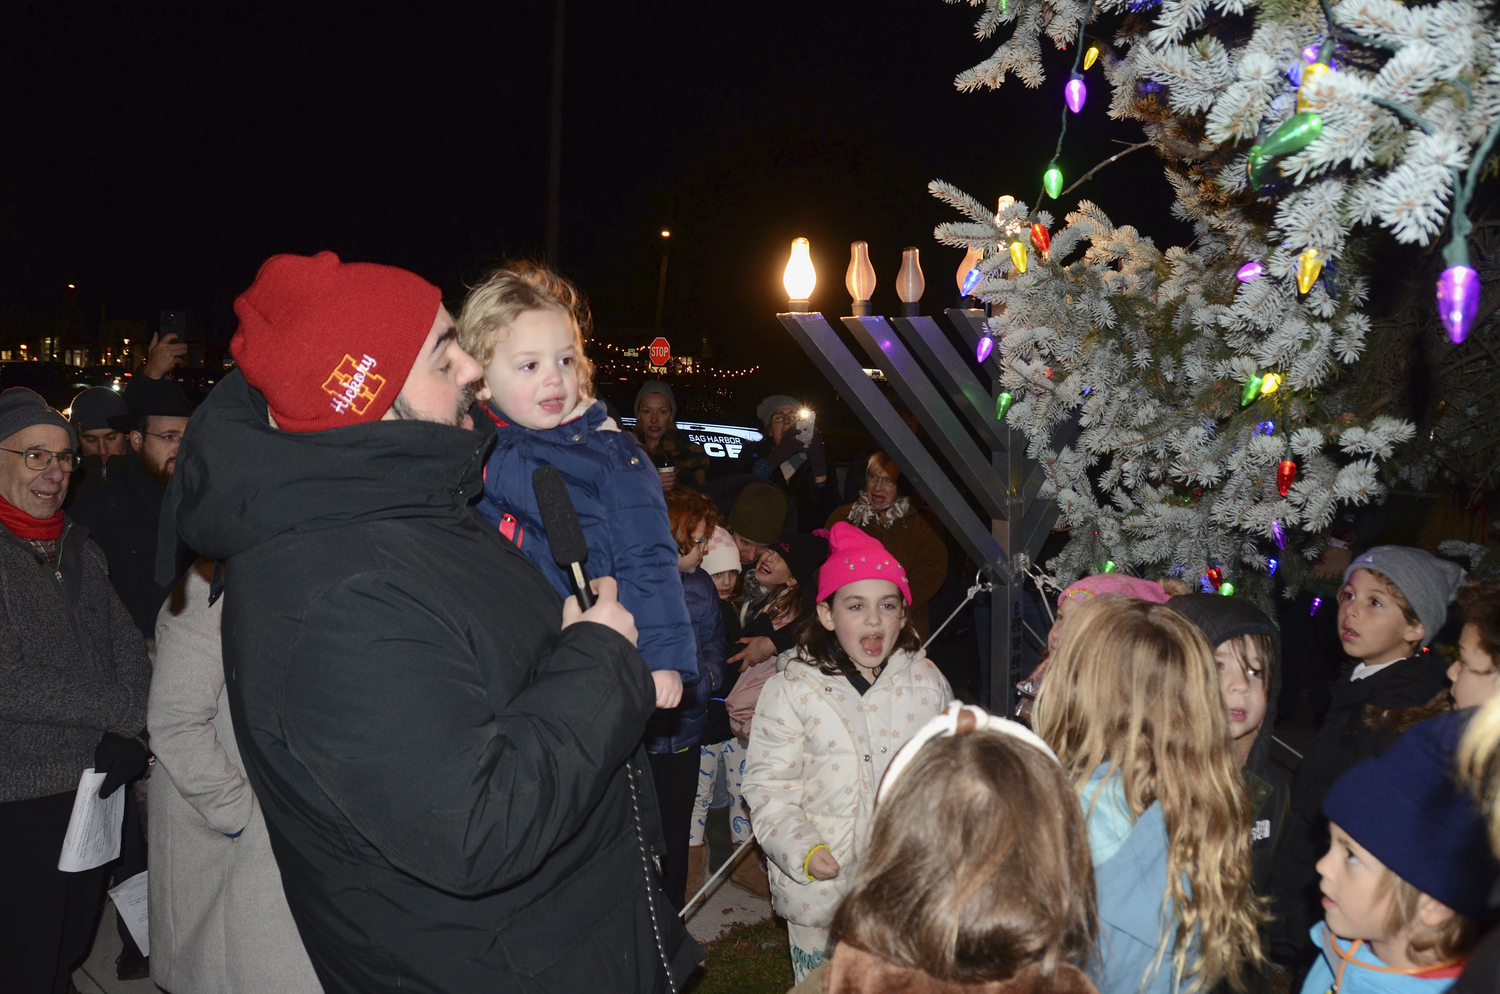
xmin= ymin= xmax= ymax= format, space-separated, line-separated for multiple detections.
xmin=1271 ymin=545 xmax=1463 ymax=973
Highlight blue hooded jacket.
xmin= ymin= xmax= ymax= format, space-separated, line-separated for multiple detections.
xmin=477 ymin=400 xmax=697 ymax=680
xmin=644 ymin=567 xmax=726 ymax=754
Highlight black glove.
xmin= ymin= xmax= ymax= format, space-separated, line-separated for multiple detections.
xmin=94 ymin=732 xmax=148 ymax=799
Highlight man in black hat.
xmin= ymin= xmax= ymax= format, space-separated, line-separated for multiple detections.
xmin=66 ymin=386 xmax=133 ymax=506
xmin=70 ymin=376 xmax=196 ymax=641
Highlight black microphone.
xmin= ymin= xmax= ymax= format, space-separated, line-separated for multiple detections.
xmin=532 ymin=464 xmax=594 ymax=610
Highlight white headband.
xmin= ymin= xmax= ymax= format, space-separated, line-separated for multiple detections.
xmin=876 ymin=701 xmax=1061 ymax=805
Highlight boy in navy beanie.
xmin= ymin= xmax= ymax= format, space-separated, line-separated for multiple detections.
xmin=1273 ymin=546 xmax=1466 ymax=970
xmin=1302 ymin=710 xmax=1495 ymax=993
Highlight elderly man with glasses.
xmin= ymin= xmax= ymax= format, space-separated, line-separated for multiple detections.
xmin=0 ymin=387 xmax=151 ymax=994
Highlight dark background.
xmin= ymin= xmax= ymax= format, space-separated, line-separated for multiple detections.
xmin=0 ymin=0 xmax=1189 ymax=416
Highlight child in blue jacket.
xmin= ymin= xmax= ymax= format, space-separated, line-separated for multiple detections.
xmin=1301 ymin=711 xmax=1492 ymax=994
xmin=457 ymin=262 xmax=696 ymax=708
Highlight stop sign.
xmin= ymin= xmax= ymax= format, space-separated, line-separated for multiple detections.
xmin=648 ymin=337 xmax=671 ymax=366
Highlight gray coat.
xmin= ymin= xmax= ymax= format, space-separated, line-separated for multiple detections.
xmin=0 ymin=520 xmax=150 ymax=802
xmin=147 ymin=563 xmax=321 ymax=994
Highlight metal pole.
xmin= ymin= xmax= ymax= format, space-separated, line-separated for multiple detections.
xmin=655 ymin=251 xmax=669 ymax=333
xmin=544 ymin=0 xmax=565 ymax=267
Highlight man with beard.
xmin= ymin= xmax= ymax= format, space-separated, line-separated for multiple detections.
xmin=161 ymin=251 xmax=702 ymax=993
xmin=70 ymin=376 xmax=196 ymax=642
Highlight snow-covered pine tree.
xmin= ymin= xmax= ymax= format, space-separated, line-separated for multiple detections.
xmin=933 ymin=0 xmax=1500 ymax=599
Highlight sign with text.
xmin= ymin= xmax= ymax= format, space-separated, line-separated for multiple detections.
xmin=620 ymin=418 xmax=763 ymax=460
xmin=648 ymin=337 xmax=671 ymax=366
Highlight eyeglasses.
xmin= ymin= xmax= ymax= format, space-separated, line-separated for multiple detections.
xmin=770 ymin=414 xmax=797 ymax=425
xmin=143 ymin=431 xmax=185 ymax=445
xmin=865 ymin=472 xmax=898 ymax=486
xmin=1 ymin=447 xmax=77 ymax=472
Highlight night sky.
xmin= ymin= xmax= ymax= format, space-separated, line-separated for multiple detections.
xmin=1 ymin=0 xmax=1189 ymax=416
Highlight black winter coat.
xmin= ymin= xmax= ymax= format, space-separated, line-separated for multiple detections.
xmin=1270 ymin=654 xmax=1450 ymax=966
xmin=166 ymin=371 xmax=702 ymax=994
xmin=70 ymin=458 xmax=193 ymax=640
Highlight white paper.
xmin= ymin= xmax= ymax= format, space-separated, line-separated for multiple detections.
xmin=56 ymin=768 xmax=125 ymax=872
xmin=108 ymin=870 xmax=150 ymax=957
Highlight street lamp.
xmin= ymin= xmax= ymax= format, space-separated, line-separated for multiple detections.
xmin=655 ymin=229 xmax=671 ymax=333
xmin=783 ymin=237 xmax=816 ymax=311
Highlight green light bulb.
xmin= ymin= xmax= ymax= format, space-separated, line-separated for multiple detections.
xmin=1043 ymin=166 xmax=1063 ymax=200
xmin=1103 ymin=560 xmax=1117 ymax=573
xmin=1220 ymin=582 xmax=1236 ymax=596
xmin=995 ymin=390 xmax=1014 ymax=420
xmin=1260 ymin=112 xmax=1323 ymax=159
xmin=1240 ymin=374 xmax=1263 ymax=406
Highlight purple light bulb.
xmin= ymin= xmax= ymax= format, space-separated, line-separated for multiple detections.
xmin=961 ymin=267 xmax=983 ymax=297
xmin=1237 ymin=261 xmax=1263 ymax=283
xmin=1302 ymin=43 xmax=1320 ymax=63
xmin=1437 ymin=265 xmax=1480 ymax=344
xmin=975 ymin=335 xmax=994 ymax=363
xmin=1271 ymin=520 xmax=1286 ymax=549
xmin=1065 ymin=76 xmax=1087 ymax=114
xmin=1309 ymin=596 xmax=1323 ymax=616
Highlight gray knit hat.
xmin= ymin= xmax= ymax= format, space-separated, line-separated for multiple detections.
xmin=1343 ymin=545 xmax=1466 ymax=647
xmin=69 ymin=386 xmax=128 ymax=432
xmin=756 ymin=394 xmax=800 ymax=427
xmin=0 ymin=388 xmax=77 ymax=449
xmin=634 ymin=380 xmax=676 ymax=417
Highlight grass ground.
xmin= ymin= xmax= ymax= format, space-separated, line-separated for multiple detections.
xmin=682 ymin=915 xmax=793 ymax=994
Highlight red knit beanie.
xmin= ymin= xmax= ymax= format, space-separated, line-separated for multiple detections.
xmin=231 ymin=251 xmax=444 ymax=432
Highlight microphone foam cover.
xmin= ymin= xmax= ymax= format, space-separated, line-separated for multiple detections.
xmin=532 ymin=465 xmax=590 ymax=568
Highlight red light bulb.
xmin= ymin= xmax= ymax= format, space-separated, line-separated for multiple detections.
xmin=1277 ymin=459 xmax=1297 ymax=497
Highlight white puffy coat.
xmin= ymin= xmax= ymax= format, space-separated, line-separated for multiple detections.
xmin=742 ymin=647 xmax=950 ymax=927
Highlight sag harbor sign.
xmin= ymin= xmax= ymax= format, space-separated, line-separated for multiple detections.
xmin=619 ymin=418 xmax=764 ymax=460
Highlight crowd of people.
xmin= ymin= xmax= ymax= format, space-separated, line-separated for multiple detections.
xmin=3 ymin=252 xmax=1499 ymax=994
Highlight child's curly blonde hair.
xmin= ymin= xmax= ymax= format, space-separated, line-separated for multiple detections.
xmin=456 ymin=261 xmax=595 ymax=403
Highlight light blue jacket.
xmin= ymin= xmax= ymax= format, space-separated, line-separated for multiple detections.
xmin=1299 ymin=925 xmax=1460 ymax=994
xmin=1086 ymin=766 xmax=1195 ymax=994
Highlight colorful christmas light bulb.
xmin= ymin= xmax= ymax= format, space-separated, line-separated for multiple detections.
xmin=1043 ymin=165 xmax=1064 ymax=200
xmin=1009 ymin=240 xmax=1028 ymax=274
xmin=1437 ymin=264 xmax=1480 ymax=344
xmin=1309 ymin=596 xmax=1323 ymax=616
xmin=1241 ymin=374 xmax=1264 ymax=406
xmin=961 ymin=266 xmax=983 ymax=297
xmin=1277 ymin=458 xmax=1298 ymax=496
xmin=1065 ymin=75 xmax=1087 ymax=113
xmin=1271 ymin=520 xmax=1286 ymax=550
xmin=1237 ymin=261 xmax=1263 ymax=283
xmin=1260 ymin=372 xmax=1282 ymax=395
xmin=1030 ymin=222 xmax=1051 ymax=259
xmin=1103 ymin=560 xmax=1117 ymax=573
xmin=1295 ymin=247 xmax=1322 ymax=294
xmin=1268 ymin=558 xmax=1279 ymax=576
xmin=1261 ymin=112 xmax=1324 ymax=158
xmin=975 ymin=335 xmax=995 ymax=363
xmin=1084 ymin=43 xmax=1101 ymax=69
xmin=1297 ymin=62 xmax=1331 ymax=112
xmin=995 ymin=390 xmax=1013 ymax=420
xmin=1302 ymin=43 xmax=1320 ymax=63
xmin=1206 ymin=566 xmax=1224 ymax=590
xmin=1220 ymin=582 xmax=1236 ymax=596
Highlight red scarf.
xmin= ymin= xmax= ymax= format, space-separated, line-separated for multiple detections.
xmin=0 ymin=493 xmax=64 ymax=540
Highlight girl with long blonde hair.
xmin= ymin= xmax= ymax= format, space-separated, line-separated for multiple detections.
xmin=1034 ymin=596 xmax=1264 ymax=994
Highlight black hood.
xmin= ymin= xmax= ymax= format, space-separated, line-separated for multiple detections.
xmin=158 ymin=369 xmax=492 ymax=581
xmin=1169 ymin=593 xmax=1282 ymax=773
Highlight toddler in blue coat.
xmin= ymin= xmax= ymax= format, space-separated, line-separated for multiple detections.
xmin=457 ymin=262 xmax=696 ymax=707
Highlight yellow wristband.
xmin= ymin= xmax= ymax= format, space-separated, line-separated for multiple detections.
xmin=803 ymin=844 xmax=831 ymax=882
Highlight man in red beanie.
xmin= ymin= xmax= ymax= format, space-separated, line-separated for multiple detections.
xmin=162 ymin=252 xmax=702 ymax=993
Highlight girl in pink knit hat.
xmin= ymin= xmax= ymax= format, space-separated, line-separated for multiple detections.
xmin=740 ymin=522 xmax=952 ymax=981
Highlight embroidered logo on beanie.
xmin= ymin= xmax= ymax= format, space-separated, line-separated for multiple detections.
xmin=322 ymin=354 xmax=386 ymax=416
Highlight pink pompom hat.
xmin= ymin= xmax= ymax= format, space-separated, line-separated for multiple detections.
xmin=816 ymin=521 xmax=912 ymax=605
